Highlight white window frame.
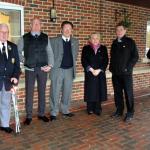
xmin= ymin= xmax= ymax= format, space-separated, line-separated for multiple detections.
xmin=146 ymin=21 xmax=150 ymax=51
xmin=0 ymin=2 xmax=24 ymax=36
xmin=142 ymin=21 xmax=150 ymax=62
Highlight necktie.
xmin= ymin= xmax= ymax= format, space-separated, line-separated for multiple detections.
xmin=2 ymin=43 xmax=7 ymax=61
xmin=66 ymin=39 xmax=68 ymax=42
xmin=35 ymin=34 xmax=38 ymax=38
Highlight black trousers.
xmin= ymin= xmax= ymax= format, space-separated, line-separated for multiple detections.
xmin=25 ymin=67 xmax=47 ymax=118
xmin=87 ymin=101 xmax=102 ymax=113
xmin=112 ymin=74 xmax=134 ymax=115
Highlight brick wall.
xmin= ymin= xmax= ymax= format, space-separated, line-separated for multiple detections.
xmin=1 ymin=0 xmax=150 ymax=116
xmin=100 ymin=0 xmax=150 ymax=60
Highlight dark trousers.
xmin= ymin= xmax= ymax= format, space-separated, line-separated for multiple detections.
xmin=87 ymin=101 xmax=102 ymax=113
xmin=25 ymin=67 xmax=47 ymax=118
xmin=112 ymin=74 xmax=134 ymax=115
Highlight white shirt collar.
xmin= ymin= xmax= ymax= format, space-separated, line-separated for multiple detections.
xmin=31 ymin=32 xmax=41 ymax=36
xmin=0 ymin=41 xmax=8 ymax=58
xmin=62 ymin=35 xmax=70 ymax=42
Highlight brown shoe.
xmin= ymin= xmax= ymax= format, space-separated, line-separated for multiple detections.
xmin=63 ymin=113 xmax=75 ymax=118
xmin=38 ymin=116 xmax=49 ymax=122
xmin=50 ymin=115 xmax=57 ymax=121
xmin=24 ymin=118 xmax=32 ymax=125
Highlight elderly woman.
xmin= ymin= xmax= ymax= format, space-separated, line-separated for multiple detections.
xmin=81 ymin=33 xmax=108 ymax=115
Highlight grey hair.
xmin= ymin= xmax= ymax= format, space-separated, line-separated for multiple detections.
xmin=89 ymin=32 xmax=101 ymax=40
xmin=30 ymin=17 xmax=41 ymax=26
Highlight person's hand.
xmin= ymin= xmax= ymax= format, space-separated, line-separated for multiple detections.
xmin=93 ymin=69 xmax=101 ymax=76
xmin=89 ymin=67 xmax=95 ymax=76
xmin=11 ymin=78 xmax=18 ymax=84
xmin=41 ymin=65 xmax=52 ymax=72
xmin=89 ymin=67 xmax=94 ymax=73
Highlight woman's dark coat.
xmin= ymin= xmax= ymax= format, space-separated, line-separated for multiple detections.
xmin=81 ymin=44 xmax=108 ymax=102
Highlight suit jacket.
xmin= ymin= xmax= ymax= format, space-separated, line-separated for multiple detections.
xmin=0 ymin=41 xmax=20 ymax=91
xmin=50 ymin=36 xmax=79 ymax=79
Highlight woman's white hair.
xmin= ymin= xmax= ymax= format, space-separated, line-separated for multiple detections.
xmin=89 ymin=32 xmax=101 ymax=40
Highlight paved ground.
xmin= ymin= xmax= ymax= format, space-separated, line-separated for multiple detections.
xmin=0 ymin=89 xmax=150 ymax=150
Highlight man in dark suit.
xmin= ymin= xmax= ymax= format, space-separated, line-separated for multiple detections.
xmin=50 ymin=21 xmax=79 ymax=121
xmin=17 ymin=18 xmax=54 ymax=125
xmin=0 ymin=23 xmax=20 ymax=133
xmin=109 ymin=22 xmax=139 ymax=122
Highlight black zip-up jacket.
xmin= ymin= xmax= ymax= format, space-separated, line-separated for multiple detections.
xmin=109 ymin=36 xmax=139 ymax=75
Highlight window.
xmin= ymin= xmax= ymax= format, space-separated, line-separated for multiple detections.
xmin=0 ymin=2 xmax=24 ymax=44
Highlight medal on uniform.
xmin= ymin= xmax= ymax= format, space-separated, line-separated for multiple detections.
xmin=12 ymin=58 xmax=15 ymax=64
xmin=8 ymin=45 xmax=12 ymax=51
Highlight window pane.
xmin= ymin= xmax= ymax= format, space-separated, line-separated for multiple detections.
xmin=0 ymin=9 xmax=21 ymax=44
xmin=146 ymin=21 xmax=150 ymax=50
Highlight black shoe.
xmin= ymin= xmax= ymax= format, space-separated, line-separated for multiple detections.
xmin=111 ymin=111 xmax=123 ymax=118
xmin=0 ymin=127 xmax=13 ymax=133
xmin=63 ymin=113 xmax=74 ymax=118
xmin=38 ymin=116 xmax=49 ymax=122
xmin=94 ymin=109 xmax=102 ymax=116
xmin=94 ymin=111 xmax=102 ymax=116
xmin=50 ymin=115 xmax=57 ymax=121
xmin=24 ymin=118 xmax=32 ymax=125
xmin=124 ymin=113 xmax=133 ymax=122
xmin=87 ymin=111 xmax=93 ymax=115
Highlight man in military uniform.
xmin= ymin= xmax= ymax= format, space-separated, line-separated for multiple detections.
xmin=0 ymin=23 xmax=20 ymax=133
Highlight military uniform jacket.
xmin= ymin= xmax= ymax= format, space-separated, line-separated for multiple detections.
xmin=0 ymin=41 xmax=20 ymax=91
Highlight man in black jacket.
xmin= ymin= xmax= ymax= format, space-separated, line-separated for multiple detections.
xmin=109 ymin=22 xmax=139 ymax=122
